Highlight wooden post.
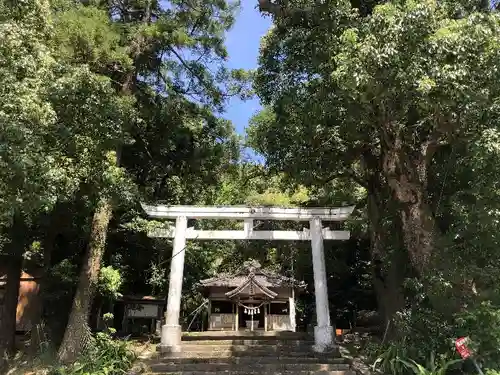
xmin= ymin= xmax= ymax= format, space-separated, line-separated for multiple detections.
xmin=289 ymin=295 xmax=296 ymax=332
xmin=235 ymin=301 xmax=239 ymax=331
xmin=250 ymin=304 xmax=254 ymax=331
xmin=122 ymin=304 xmax=128 ymax=333
xmin=207 ymin=299 xmax=212 ymax=331
xmin=232 ymin=302 xmax=236 ymax=331
xmin=264 ymin=303 xmax=268 ymax=331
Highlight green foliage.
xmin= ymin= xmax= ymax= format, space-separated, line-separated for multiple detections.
xmin=396 ymin=356 xmax=463 ymax=375
xmin=371 ymin=342 xmax=411 ymax=375
xmin=147 ymin=262 xmax=167 ymax=296
xmin=250 ymin=0 xmax=500 ymax=365
xmin=0 ymin=0 xmax=136 ymax=230
xmin=98 ymin=266 xmax=123 ymax=299
xmin=50 ymin=259 xmax=78 ymax=285
xmin=370 ymin=340 xmax=463 ymax=375
xmin=51 ymin=5 xmax=131 ymax=70
xmin=0 ymin=0 xmax=62 ymax=222
xmin=456 ymin=302 xmax=500 ymax=367
xmin=48 ymin=331 xmax=135 ymax=375
xmin=245 ymin=175 xmax=310 ymax=207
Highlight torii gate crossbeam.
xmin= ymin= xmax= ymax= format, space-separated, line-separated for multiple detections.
xmin=141 ymin=204 xmax=355 ymax=353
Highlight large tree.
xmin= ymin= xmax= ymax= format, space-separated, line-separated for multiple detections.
xmin=249 ymin=0 xmax=500 ymax=329
xmin=0 ymin=0 xmax=133 ymax=364
xmin=54 ymin=0 xmax=249 ymax=362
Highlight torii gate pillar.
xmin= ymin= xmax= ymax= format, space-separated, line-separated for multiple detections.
xmin=161 ymin=216 xmax=187 ymax=352
xmin=310 ymin=217 xmax=333 ymax=351
xmin=142 ymin=205 xmax=354 ymax=354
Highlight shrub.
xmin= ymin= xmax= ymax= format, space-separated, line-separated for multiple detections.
xmin=455 ymin=301 xmax=500 ymax=369
xmin=397 ymin=355 xmax=463 ymax=375
xmin=49 ymin=331 xmax=136 ymax=375
xmin=371 ymin=345 xmax=463 ymax=375
xmin=371 ymin=342 xmax=410 ymax=375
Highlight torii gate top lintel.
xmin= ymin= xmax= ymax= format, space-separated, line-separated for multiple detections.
xmin=140 ymin=204 xmax=355 ymax=221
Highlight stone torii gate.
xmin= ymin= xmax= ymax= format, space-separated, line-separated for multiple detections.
xmin=141 ymin=204 xmax=355 ymax=353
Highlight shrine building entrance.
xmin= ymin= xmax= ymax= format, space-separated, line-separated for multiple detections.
xmin=200 ymin=259 xmax=305 ymax=332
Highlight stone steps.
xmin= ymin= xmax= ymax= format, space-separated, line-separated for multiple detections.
xmin=167 ymin=350 xmax=341 ymax=358
xmin=155 ymin=357 xmax=346 ymax=364
xmin=150 ymin=363 xmax=350 ymax=372
xmin=144 ymin=333 xmax=352 ymax=375
xmin=144 ymin=372 xmax=353 ymax=375
xmin=180 ymin=339 xmax=315 ymax=345
xmin=177 ymin=341 xmax=335 ymax=357
xmin=180 ymin=344 xmax=319 ymax=351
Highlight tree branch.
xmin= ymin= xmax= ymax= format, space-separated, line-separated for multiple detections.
xmin=168 ymin=46 xmax=216 ymax=95
xmin=321 ymin=170 xmax=368 ymax=188
xmin=241 ymin=169 xmax=268 ymax=187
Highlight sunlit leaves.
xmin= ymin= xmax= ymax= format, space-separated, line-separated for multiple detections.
xmin=0 ymin=0 xmax=136 ymax=228
xmin=52 ymin=6 xmax=131 ymax=71
xmin=0 ymin=0 xmax=62 ymax=222
xmin=250 ymin=0 xmax=500 ymax=361
xmin=98 ymin=265 xmax=123 ymax=299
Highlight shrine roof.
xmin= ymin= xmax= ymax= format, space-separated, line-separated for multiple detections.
xmin=199 ymin=260 xmax=306 ymax=290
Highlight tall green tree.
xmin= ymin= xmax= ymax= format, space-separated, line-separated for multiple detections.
xmin=51 ymin=2 xmax=135 ymax=362
xmin=0 ymin=0 xmax=133 ymax=364
xmin=54 ymin=0 xmax=250 ymax=362
xmin=249 ymin=0 xmax=500 ymax=334
xmin=0 ymin=0 xmax=56 ymax=360
xmin=252 ymin=0 xmax=500 ymax=281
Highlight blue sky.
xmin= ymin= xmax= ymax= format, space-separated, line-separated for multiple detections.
xmin=224 ymin=2 xmax=272 ymax=136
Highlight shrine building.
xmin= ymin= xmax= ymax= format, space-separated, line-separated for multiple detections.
xmin=199 ymin=259 xmax=305 ymax=332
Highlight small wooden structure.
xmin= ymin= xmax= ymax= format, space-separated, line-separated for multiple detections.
xmin=117 ymin=295 xmax=165 ymax=335
xmin=199 ymin=260 xmax=305 ymax=332
xmin=0 ymin=268 xmax=42 ymax=332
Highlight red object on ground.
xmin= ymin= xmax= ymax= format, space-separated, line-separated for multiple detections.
xmin=455 ymin=337 xmax=472 ymax=359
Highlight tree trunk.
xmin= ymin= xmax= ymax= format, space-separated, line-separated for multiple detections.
xmin=372 ymin=247 xmax=407 ymax=339
xmin=398 ymin=197 xmax=435 ymax=275
xmin=89 ymin=294 xmax=103 ymax=331
xmin=382 ymin=137 xmax=437 ymax=275
xmin=0 ymin=216 xmax=26 ymax=370
xmin=28 ymin=244 xmax=52 ymax=357
xmin=56 ymin=1 xmax=139 ymax=359
xmin=57 ymin=198 xmax=113 ymax=363
xmin=29 ymin=206 xmax=66 ymax=356
xmin=0 ymin=254 xmax=22 ymax=369
xmin=367 ymin=181 xmax=406 ymax=338
xmin=56 ymin=21 xmax=136 ymax=359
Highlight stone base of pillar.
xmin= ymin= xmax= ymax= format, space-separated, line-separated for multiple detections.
xmin=313 ymin=325 xmax=334 ymax=353
xmin=157 ymin=324 xmax=182 ymax=353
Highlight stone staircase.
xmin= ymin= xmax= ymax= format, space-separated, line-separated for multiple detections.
xmin=140 ymin=332 xmax=356 ymax=375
